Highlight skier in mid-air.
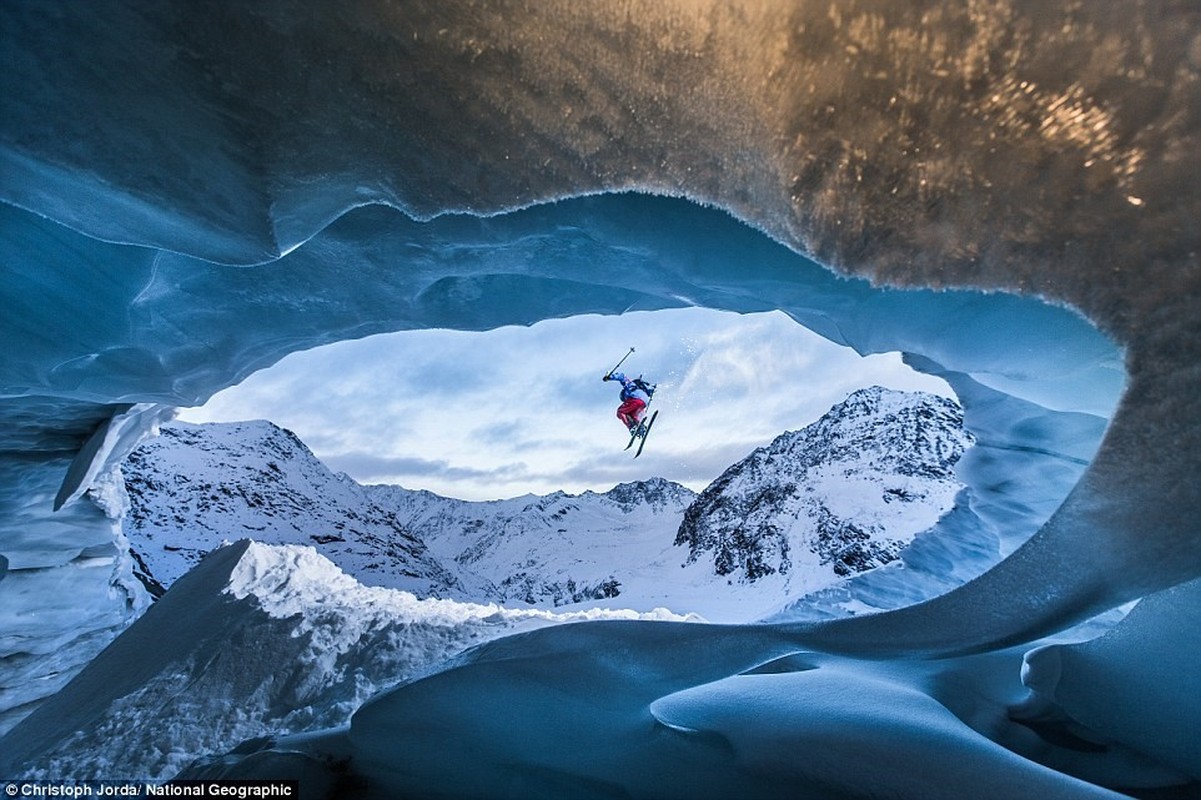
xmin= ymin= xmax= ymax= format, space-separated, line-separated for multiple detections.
xmin=602 ymin=348 xmax=659 ymax=457
xmin=603 ymin=370 xmax=652 ymax=434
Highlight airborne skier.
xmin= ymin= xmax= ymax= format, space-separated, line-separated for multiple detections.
xmin=602 ymin=348 xmax=659 ymax=457
xmin=604 ymin=371 xmax=652 ymax=433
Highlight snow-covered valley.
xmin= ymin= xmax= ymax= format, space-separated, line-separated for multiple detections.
xmin=122 ymin=387 xmax=972 ymax=624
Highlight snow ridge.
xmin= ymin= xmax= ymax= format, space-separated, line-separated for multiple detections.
xmin=0 ymin=540 xmax=692 ymax=783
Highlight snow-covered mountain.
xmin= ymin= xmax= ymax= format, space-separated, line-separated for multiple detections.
xmin=123 ymin=387 xmax=970 ymax=623
xmin=122 ymin=422 xmax=699 ymax=609
xmin=122 ymin=421 xmax=460 ymax=597
xmin=677 ymin=386 xmax=974 ymax=591
xmin=369 ymin=477 xmax=700 ymax=609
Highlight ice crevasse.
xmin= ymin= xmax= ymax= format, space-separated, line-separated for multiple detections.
xmin=1 ymin=1 xmax=1199 ymax=797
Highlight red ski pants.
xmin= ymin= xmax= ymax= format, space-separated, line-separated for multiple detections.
xmin=616 ymin=397 xmax=647 ymax=428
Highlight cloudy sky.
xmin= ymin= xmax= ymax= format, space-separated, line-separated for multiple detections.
xmin=179 ymin=308 xmax=952 ymax=501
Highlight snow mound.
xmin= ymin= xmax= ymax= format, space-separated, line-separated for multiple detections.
xmin=1016 ymin=577 xmax=1201 ymax=786
xmin=0 ymin=540 xmax=692 ymax=782
xmin=183 ymin=610 xmax=1135 ymax=799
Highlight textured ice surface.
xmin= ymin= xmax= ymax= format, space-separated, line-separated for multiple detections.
xmin=2 ymin=1 xmax=1199 ymax=795
xmin=1017 ymin=577 xmax=1201 ymax=785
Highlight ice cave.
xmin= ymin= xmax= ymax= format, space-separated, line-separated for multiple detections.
xmin=1 ymin=1 xmax=1199 ymax=798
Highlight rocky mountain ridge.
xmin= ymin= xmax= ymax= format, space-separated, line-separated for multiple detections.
xmin=677 ymin=386 xmax=974 ymax=584
xmin=122 ymin=421 xmax=461 ymax=597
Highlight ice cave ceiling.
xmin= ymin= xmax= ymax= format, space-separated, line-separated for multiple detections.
xmin=1 ymin=0 xmax=1200 ymax=753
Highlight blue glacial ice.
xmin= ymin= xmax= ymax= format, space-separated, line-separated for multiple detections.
xmin=2 ymin=1 xmax=1199 ymax=796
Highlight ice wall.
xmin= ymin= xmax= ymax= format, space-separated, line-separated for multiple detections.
xmin=0 ymin=192 xmax=1122 ymax=725
xmin=1 ymin=0 xmax=1198 ymax=789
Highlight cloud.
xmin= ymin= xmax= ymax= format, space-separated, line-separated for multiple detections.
xmin=326 ymin=451 xmax=533 ymax=488
xmin=554 ymin=440 xmax=761 ymax=493
xmin=471 ymin=419 xmax=526 ymax=446
xmin=180 ymin=307 xmax=952 ymax=500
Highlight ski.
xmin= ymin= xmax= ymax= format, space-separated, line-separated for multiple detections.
xmin=623 ymin=410 xmax=655 ymax=450
xmin=623 ymin=414 xmax=647 ymax=450
xmin=633 ymin=410 xmax=658 ymax=458
xmin=624 ymin=425 xmax=640 ymax=451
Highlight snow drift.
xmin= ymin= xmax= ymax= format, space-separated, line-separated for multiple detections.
xmin=2 ymin=1 xmax=1199 ymax=796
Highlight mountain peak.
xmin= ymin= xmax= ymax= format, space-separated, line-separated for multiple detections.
xmin=123 ymin=419 xmax=459 ymax=595
xmin=602 ymin=477 xmax=696 ymax=511
xmin=675 ymin=388 xmax=972 ymax=585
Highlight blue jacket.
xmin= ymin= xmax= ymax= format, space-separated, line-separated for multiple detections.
xmin=609 ymin=372 xmax=650 ymax=403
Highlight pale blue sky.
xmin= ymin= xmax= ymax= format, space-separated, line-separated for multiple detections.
xmin=180 ymin=308 xmax=953 ymax=500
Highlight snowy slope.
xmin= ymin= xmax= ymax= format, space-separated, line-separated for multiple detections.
xmin=0 ymin=540 xmax=691 ymax=782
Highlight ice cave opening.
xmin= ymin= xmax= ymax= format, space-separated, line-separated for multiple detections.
xmin=5 ymin=1 xmax=1201 ymax=792
xmin=0 ymin=191 xmax=1141 ymax=772
xmin=4 ymin=186 xmax=1199 ymax=798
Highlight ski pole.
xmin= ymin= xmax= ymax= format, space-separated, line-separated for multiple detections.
xmin=605 ymin=347 xmax=635 ymax=379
